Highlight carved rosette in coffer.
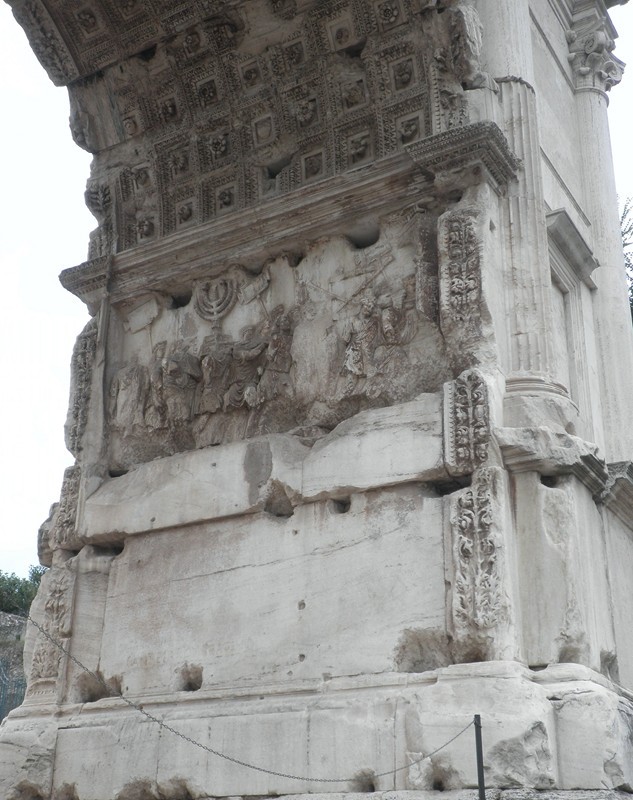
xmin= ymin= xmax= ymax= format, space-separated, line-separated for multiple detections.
xmin=11 ymin=0 xmax=492 ymax=256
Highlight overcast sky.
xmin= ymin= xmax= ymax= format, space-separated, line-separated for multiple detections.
xmin=0 ymin=5 xmax=632 ymax=579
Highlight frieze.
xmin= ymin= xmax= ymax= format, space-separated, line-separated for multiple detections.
xmin=106 ymin=225 xmax=453 ymax=469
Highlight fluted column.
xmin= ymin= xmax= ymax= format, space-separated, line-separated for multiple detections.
xmin=568 ymin=1 xmax=633 ymax=461
xmin=476 ymin=0 xmax=534 ymax=84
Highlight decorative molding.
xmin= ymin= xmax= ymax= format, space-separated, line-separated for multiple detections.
xmin=10 ymin=0 xmax=79 ymax=86
xmin=598 ymin=461 xmax=633 ymax=529
xmin=546 ymin=209 xmax=599 ymax=288
xmin=405 ymin=121 xmax=520 ymax=193
xmin=495 ymin=426 xmax=609 ymax=498
xmin=451 ymin=467 xmax=507 ymax=639
xmin=59 ymin=256 xmax=110 ymax=314
xmin=444 ymin=370 xmax=490 ymax=477
xmin=441 ymin=208 xmax=482 ymax=323
xmin=566 ymin=5 xmax=625 ymax=93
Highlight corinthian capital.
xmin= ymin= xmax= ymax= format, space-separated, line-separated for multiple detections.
xmin=567 ymin=6 xmax=625 ymax=93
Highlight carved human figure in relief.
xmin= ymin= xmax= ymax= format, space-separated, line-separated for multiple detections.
xmin=342 ymin=296 xmax=379 ymax=379
xmin=195 ymin=334 xmax=233 ymax=415
xmin=377 ymin=292 xmax=417 ymax=346
xmin=162 ymin=349 xmax=202 ymax=424
xmin=224 ymin=325 xmax=268 ymax=410
xmin=111 ymin=357 xmax=149 ymax=432
xmin=145 ymin=341 xmax=168 ymax=430
xmin=258 ymin=311 xmax=294 ymax=403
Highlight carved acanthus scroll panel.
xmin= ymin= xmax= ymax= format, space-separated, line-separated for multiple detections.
xmin=448 ymin=467 xmax=513 ymax=662
xmin=444 ymin=369 xmax=490 ymax=477
xmin=106 ymin=219 xmax=452 ymax=469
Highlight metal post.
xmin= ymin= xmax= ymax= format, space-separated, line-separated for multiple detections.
xmin=474 ymin=714 xmax=486 ymax=800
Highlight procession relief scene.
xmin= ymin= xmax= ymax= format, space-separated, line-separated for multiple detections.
xmin=107 ymin=216 xmax=452 ymax=469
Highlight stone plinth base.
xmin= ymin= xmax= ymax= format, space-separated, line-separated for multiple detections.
xmin=2 ymin=663 xmax=632 ymax=799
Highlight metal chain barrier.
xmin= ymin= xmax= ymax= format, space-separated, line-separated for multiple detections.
xmin=25 ymin=613 xmax=473 ymax=784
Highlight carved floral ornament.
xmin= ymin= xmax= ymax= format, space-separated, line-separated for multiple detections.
xmin=566 ymin=23 xmax=624 ymax=92
xmin=445 ymin=369 xmax=490 ymax=476
xmin=451 ymin=468 xmax=507 ymax=643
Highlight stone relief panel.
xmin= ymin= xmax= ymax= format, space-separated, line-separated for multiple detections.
xmin=26 ymin=562 xmax=76 ymax=697
xmin=444 ymin=369 xmax=490 ymax=477
xmin=448 ymin=467 xmax=510 ymax=662
xmin=42 ymin=466 xmax=83 ymax=554
xmin=65 ymin=317 xmax=98 ymax=457
xmin=13 ymin=0 xmax=482 ymax=255
xmin=106 ymin=217 xmax=452 ymax=469
xmin=436 ymin=202 xmax=496 ymax=373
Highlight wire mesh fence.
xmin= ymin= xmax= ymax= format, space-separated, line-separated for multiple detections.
xmin=0 ymin=661 xmax=26 ymax=721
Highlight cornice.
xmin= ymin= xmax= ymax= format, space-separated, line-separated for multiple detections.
xmin=60 ymin=122 xmax=519 ymax=309
xmin=598 ymin=461 xmax=633 ymax=529
xmin=495 ymin=426 xmax=609 ymax=497
xmin=546 ymin=208 xmax=599 ymax=288
xmin=404 ymin=121 xmax=521 ymax=194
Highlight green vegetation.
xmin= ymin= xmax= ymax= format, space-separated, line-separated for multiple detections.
xmin=0 ymin=567 xmax=46 ymax=617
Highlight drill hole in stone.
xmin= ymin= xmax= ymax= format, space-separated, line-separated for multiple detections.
xmin=136 ymin=45 xmax=157 ymax=62
xmin=350 ymin=769 xmax=376 ymax=793
xmin=76 ymin=671 xmax=120 ymax=703
xmin=329 ymin=497 xmax=351 ymax=514
xmin=347 ymin=223 xmax=380 ymax=249
xmin=264 ymin=480 xmax=294 ymax=517
xmin=265 ymin=152 xmax=294 ymax=180
xmin=170 ymin=292 xmax=192 ymax=309
xmin=427 ymin=475 xmax=471 ymax=496
xmin=179 ymin=663 xmax=203 ymax=692
xmin=341 ymin=38 xmax=366 ymax=59
xmin=91 ymin=544 xmax=124 ymax=557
